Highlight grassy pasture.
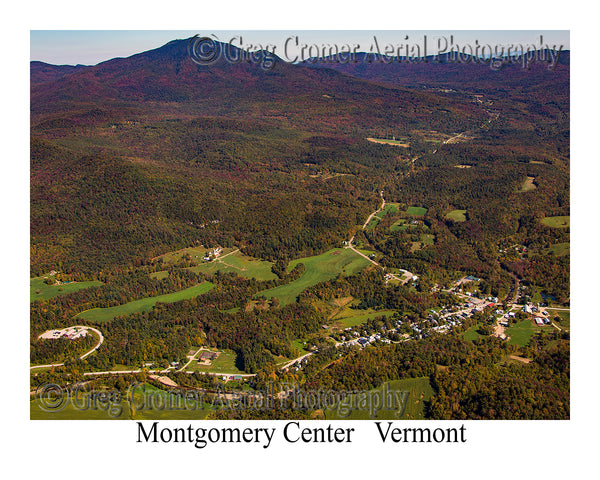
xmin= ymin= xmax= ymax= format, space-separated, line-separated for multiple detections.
xmin=258 ymin=248 xmax=371 ymax=305
xmin=506 ymin=319 xmax=545 ymax=347
xmin=445 ymin=209 xmax=467 ymax=222
xmin=463 ymin=325 xmax=484 ymax=342
xmin=30 ymin=383 xmax=212 ymax=420
xmin=541 ymin=216 xmax=570 ymax=228
xmin=324 ymin=377 xmax=434 ymax=420
xmin=154 ymin=246 xmax=241 ymax=264
xmin=75 ymin=281 xmax=214 ymax=322
xmin=390 ymin=219 xmax=409 ymax=232
xmin=291 ymin=339 xmax=311 ymax=355
xmin=544 ymin=242 xmax=569 ymax=257
xmin=406 ymin=206 xmax=428 ymax=216
xmin=149 ymin=270 xmax=169 ymax=280
xmin=549 ymin=309 xmax=570 ymax=330
xmin=30 ymin=277 xmax=103 ymax=302
xmin=332 ymin=308 xmax=395 ymax=328
xmin=189 ymin=250 xmax=276 ymax=281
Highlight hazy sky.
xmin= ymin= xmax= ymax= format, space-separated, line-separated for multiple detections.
xmin=31 ymin=30 xmax=570 ymax=66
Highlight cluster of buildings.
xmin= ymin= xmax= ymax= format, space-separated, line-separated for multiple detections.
xmin=39 ymin=327 xmax=89 ymax=340
xmin=522 ymin=304 xmax=551 ymax=325
xmin=203 ymin=246 xmax=223 ymax=261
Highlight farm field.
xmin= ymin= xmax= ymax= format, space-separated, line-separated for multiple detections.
xmin=390 ymin=219 xmax=409 ymax=232
xmin=153 ymin=246 xmax=234 ymax=264
xmin=75 ymin=281 xmax=215 ymax=322
xmin=544 ymin=242 xmax=570 ymax=257
xmin=324 ymin=377 xmax=434 ymax=420
xmin=149 ymin=270 xmax=169 ymax=280
xmin=30 ymin=277 xmax=103 ymax=302
xmin=188 ymin=250 xmax=276 ymax=281
xmin=549 ymin=309 xmax=570 ymax=330
xmin=541 ymin=216 xmax=570 ymax=228
xmin=30 ymin=383 xmax=212 ymax=420
xmin=445 ymin=209 xmax=467 ymax=222
xmin=331 ymin=308 xmax=395 ymax=328
xmin=258 ymin=248 xmax=372 ymax=305
xmin=506 ymin=319 xmax=545 ymax=347
xmin=30 ymin=397 xmax=132 ymax=420
xmin=406 ymin=206 xmax=428 ymax=216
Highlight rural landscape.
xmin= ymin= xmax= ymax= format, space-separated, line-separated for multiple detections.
xmin=30 ymin=34 xmax=569 ymax=420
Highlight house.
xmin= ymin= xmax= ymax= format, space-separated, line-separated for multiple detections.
xmin=199 ymin=351 xmax=218 ymax=361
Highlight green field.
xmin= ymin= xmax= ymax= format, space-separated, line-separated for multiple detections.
xmin=30 ymin=383 xmax=212 ymax=420
xmin=149 ymin=270 xmax=169 ymax=280
xmin=324 ymin=377 xmax=434 ymax=420
xmin=30 ymin=277 xmax=103 ymax=302
xmin=445 ymin=209 xmax=467 ymax=222
xmin=390 ymin=219 xmax=409 ymax=232
xmin=75 ymin=281 xmax=215 ymax=322
xmin=154 ymin=246 xmax=227 ymax=264
xmin=332 ymin=308 xmax=395 ymax=328
xmin=544 ymin=242 xmax=570 ymax=257
xmin=365 ymin=203 xmax=401 ymax=230
xmin=406 ymin=206 xmax=428 ymax=216
xmin=291 ymin=339 xmax=311 ymax=355
xmin=506 ymin=319 xmax=545 ymax=347
xmin=258 ymin=248 xmax=372 ymax=305
xmin=541 ymin=216 xmax=570 ymax=228
xmin=420 ymin=234 xmax=435 ymax=245
xmin=188 ymin=350 xmax=243 ymax=375
xmin=549 ymin=309 xmax=570 ymax=330
xmin=463 ymin=324 xmax=484 ymax=342
xmin=189 ymin=250 xmax=276 ymax=281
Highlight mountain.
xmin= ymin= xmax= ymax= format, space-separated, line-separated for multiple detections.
xmin=30 ymin=61 xmax=88 ymax=86
xmin=31 ymin=38 xmax=484 ymax=133
xmin=301 ymin=50 xmax=569 ymax=94
xmin=30 ymin=38 xmax=567 ymax=276
xmin=302 ymin=51 xmax=569 ymax=124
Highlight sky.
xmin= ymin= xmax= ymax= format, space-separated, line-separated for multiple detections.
xmin=30 ymin=30 xmax=570 ymax=66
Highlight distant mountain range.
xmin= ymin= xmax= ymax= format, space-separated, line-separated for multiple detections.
xmin=29 ymin=37 xmax=569 ymax=274
xmin=30 ymin=38 xmax=487 ymax=131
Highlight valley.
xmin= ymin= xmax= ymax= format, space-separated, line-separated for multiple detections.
xmin=30 ymin=37 xmax=569 ymax=420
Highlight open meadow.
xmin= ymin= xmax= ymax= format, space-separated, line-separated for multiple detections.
xmin=324 ymin=377 xmax=434 ymax=420
xmin=75 ymin=282 xmax=214 ymax=322
xmin=30 ymin=277 xmax=103 ymax=302
xmin=258 ymin=248 xmax=372 ymax=305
